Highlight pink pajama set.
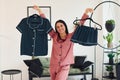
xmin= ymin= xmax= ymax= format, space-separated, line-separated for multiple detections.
xmin=40 ymin=13 xmax=88 ymax=80
xmin=49 ymin=30 xmax=74 ymax=80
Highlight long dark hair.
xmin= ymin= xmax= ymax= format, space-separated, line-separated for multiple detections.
xmin=55 ymin=20 xmax=69 ymax=39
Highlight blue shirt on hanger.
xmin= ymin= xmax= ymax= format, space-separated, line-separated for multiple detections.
xmin=16 ymin=14 xmax=52 ymax=56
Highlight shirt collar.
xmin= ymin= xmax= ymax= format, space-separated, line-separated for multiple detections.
xmin=27 ymin=14 xmax=43 ymax=29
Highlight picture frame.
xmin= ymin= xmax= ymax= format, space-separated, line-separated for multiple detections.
xmin=27 ymin=6 xmax=52 ymax=40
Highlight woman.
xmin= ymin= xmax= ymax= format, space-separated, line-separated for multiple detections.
xmin=34 ymin=5 xmax=93 ymax=80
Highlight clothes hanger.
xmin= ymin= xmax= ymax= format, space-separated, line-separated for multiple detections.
xmin=28 ymin=14 xmax=43 ymax=23
xmin=31 ymin=14 xmax=40 ymax=18
xmin=29 ymin=14 xmax=40 ymax=19
xmin=27 ymin=13 xmax=43 ymax=29
xmin=73 ymin=17 xmax=102 ymax=30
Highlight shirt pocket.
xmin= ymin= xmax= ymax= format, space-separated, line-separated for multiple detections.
xmin=37 ymin=29 xmax=45 ymax=34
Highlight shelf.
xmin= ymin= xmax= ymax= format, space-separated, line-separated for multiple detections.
xmin=102 ymin=45 xmax=118 ymax=80
xmin=103 ymin=76 xmax=116 ymax=79
xmin=104 ymin=51 xmax=117 ymax=53
xmin=103 ymin=63 xmax=117 ymax=65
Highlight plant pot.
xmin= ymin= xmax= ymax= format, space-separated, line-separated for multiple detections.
xmin=109 ymin=72 xmax=115 ymax=78
xmin=109 ymin=58 xmax=114 ymax=65
xmin=105 ymin=23 xmax=115 ymax=32
xmin=107 ymin=42 xmax=113 ymax=48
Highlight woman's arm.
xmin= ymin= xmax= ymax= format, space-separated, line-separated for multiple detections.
xmin=33 ymin=5 xmax=56 ymax=38
xmin=72 ymin=8 xmax=94 ymax=34
xmin=80 ymin=8 xmax=94 ymax=25
xmin=74 ymin=8 xmax=94 ymax=28
xmin=33 ymin=5 xmax=46 ymax=18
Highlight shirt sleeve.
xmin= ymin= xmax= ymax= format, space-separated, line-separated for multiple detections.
xmin=49 ymin=29 xmax=57 ymax=38
xmin=16 ymin=18 xmax=26 ymax=33
xmin=40 ymin=13 xmax=56 ymax=38
xmin=39 ymin=13 xmax=53 ymax=33
xmin=45 ymin=19 xmax=53 ymax=34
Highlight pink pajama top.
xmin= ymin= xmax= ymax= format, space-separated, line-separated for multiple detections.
xmin=40 ymin=13 xmax=88 ymax=66
xmin=49 ymin=31 xmax=74 ymax=66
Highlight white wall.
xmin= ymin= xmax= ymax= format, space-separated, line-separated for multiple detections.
xmin=0 ymin=0 xmax=105 ymax=80
xmin=0 ymin=0 xmax=2 ymax=74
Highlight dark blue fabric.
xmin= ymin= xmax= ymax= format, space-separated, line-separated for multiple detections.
xmin=16 ymin=14 xmax=52 ymax=56
xmin=72 ymin=56 xmax=86 ymax=68
xmin=71 ymin=25 xmax=98 ymax=46
xmin=72 ymin=56 xmax=93 ymax=71
xmin=79 ymin=61 xmax=93 ymax=71
xmin=24 ymin=58 xmax=43 ymax=77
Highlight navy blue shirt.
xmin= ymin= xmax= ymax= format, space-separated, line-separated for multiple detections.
xmin=16 ymin=14 xmax=52 ymax=56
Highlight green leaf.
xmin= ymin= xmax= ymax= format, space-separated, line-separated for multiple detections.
xmin=106 ymin=19 xmax=115 ymax=25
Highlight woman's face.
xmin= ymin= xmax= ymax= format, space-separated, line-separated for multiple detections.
xmin=56 ymin=22 xmax=66 ymax=34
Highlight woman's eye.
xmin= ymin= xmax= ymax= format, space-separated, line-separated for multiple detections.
xmin=60 ymin=25 xmax=63 ymax=27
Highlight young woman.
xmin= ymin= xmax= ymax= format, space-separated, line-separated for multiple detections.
xmin=34 ymin=5 xmax=93 ymax=80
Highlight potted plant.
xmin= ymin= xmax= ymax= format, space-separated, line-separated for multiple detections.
xmin=107 ymin=52 xmax=115 ymax=65
xmin=105 ymin=19 xmax=115 ymax=32
xmin=103 ymin=33 xmax=113 ymax=48
xmin=106 ymin=65 xmax=115 ymax=78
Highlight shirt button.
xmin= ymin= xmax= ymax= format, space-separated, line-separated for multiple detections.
xmin=32 ymin=37 xmax=35 ymax=40
xmin=59 ymin=54 xmax=62 ymax=56
xmin=32 ymin=52 xmax=34 ymax=55
xmin=33 ymin=30 xmax=35 ymax=32
xmin=32 ymin=45 xmax=34 ymax=47
xmin=58 ymin=62 xmax=61 ymax=64
xmin=60 ymin=59 xmax=62 ymax=61
xmin=60 ymin=45 xmax=62 ymax=48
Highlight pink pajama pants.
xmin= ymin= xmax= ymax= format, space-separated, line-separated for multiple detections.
xmin=50 ymin=65 xmax=70 ymax=80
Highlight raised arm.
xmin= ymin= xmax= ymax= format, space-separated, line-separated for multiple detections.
xmin=33 ymin=5 xmax=46 ymax=18
xmin=33 ymin=5 xmax=56 ymax=38
xmin=72 ymin=8 xmax=94 ymax=34
xmin=80 ymin=8 xmax=94 ymax=25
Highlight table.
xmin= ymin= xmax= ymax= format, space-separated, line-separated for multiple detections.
xmin=1 ymin=69 xmax=22 ymax=80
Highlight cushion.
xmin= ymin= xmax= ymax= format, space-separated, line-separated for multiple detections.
xmin=29 ymin=62 xmax=43 ymax=77
xmin=39 ymin=58 xmax=50 ymax=68
xmin=23 ymin=60 xmax=31 ymax=67
xmin=23 ymin=58 xmax=43 ymax=67
xmin=69 ymin=66 xmax=90 ymax=75
xmin=80 ymin=61 xmax=93 ymax=71
xmin=72 ymin=56 xmax=86 ymax=68
xmin=69 ymin=67 xmax=81 ymax=74
xmin=23 ymin=58 xmax=43 ymax=77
